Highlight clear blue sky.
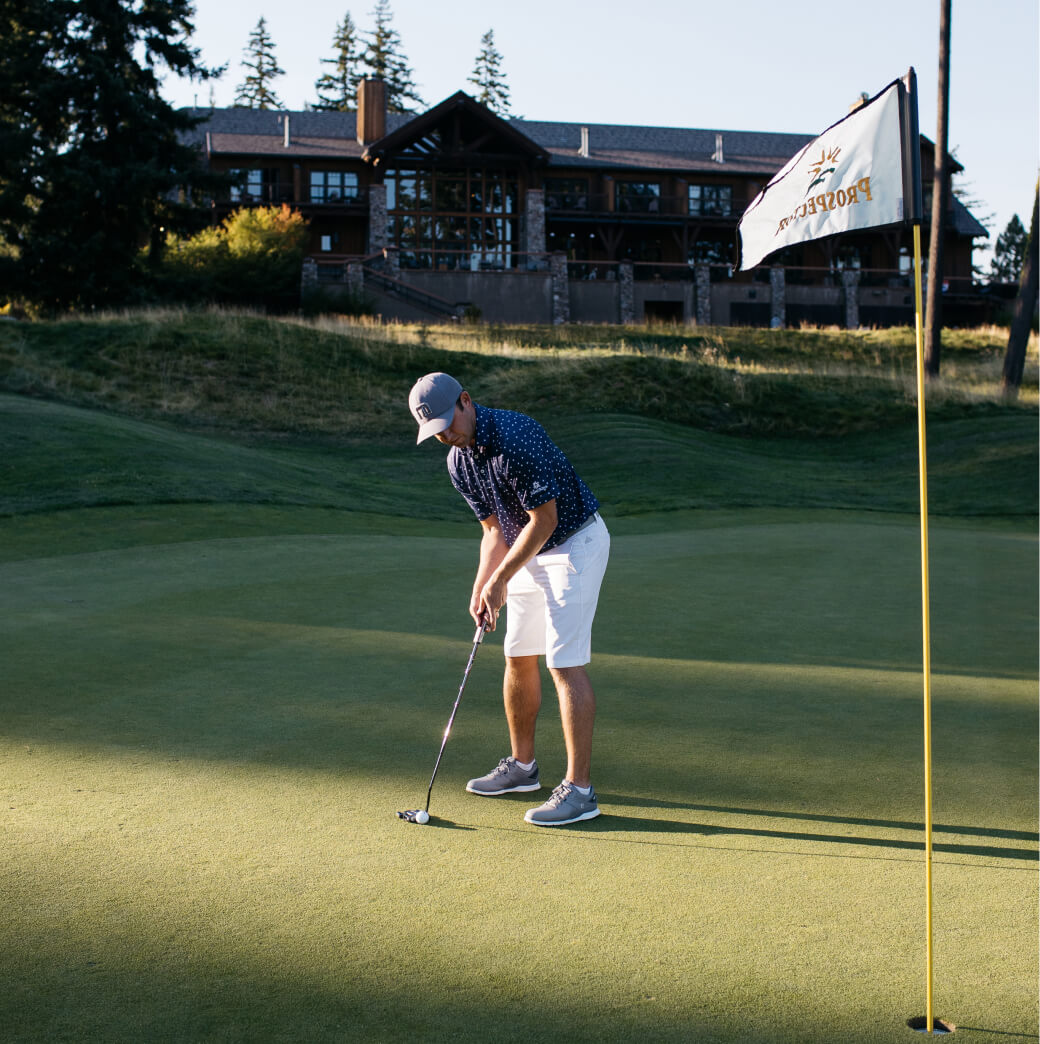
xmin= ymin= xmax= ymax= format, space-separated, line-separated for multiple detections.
xmin=162 ymin=0 xmax=1040 ymax=266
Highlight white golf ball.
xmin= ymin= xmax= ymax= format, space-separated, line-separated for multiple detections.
xmin=415 ymin=810 xmax=430 ymax=824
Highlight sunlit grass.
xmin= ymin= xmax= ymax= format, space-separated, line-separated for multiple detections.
xmin=1 ymin=510 xmax=1036 ymax=1042
xmin=2 ymin=309 xmax=1034 ymax=443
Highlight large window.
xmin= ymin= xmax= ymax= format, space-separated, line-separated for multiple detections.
xmin=385 ymin=166 xmax=519 ymax=269
xmin=617 ymin=182 xmax=661 ymax=213
xmin=310 ymin=171 xmax=358 ymax=203
xmin=689 ymin=184 xmax=733 ymax=217
xmin=230 ymin=168 xmax=275 ymax=203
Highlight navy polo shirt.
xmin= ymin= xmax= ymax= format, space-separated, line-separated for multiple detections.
xmin=447 ymin=403 xmax=599 ymax=552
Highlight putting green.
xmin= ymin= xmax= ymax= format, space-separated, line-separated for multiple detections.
xmin=1 ymin=507 xmax=1035 ymax=1042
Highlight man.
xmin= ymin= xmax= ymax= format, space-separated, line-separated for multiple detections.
xmin=408 ymin=372 xmax=610 ymax=826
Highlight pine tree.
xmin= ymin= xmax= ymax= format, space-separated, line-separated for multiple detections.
xmin=313 ymin=13 xmax=361 ymax=111
xmin=990 ymin=213 xmax=1028 ymax=283
xmin=359 ymin=0 xmax=423 ymax=114
xmin=0 ymin=0 xmax=222 ymax=310
xmin=468 ymin=29 xmax=512 ymax=117
xmin=234 ymin=17 xmax=285 ymax=110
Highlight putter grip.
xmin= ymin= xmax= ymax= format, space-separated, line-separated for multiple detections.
xmin=473 ymin=621 xmax=487 ymax=644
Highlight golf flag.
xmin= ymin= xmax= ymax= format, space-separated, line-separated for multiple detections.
xmin=737 ymin=77 xmax=912 ymax=270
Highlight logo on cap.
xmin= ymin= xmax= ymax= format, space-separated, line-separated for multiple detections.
xmin=415 ymin=403 xmax=433 ymax=420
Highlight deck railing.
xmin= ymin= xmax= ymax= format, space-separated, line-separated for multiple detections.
xmin=221 ymin=183 xmax=369 ymax=207
xmin=545 ymin=193 xmax=750 ymax=218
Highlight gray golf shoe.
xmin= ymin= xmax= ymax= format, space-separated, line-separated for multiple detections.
xmin=466 ymin=757 xmax=541 ymax=796
xmin=524 ymin=781 xmax=601 ymax=826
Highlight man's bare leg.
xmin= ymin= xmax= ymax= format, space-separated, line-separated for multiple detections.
xmin=504 ymin=655 xmax=541 ymax=764
xmin=549 ymin=665 xmax=596 ymax=787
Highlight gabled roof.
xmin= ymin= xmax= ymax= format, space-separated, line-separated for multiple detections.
xmin=362 ymin=91 xmax=550 ymax=163
xmin=951 ymin=194 xmax=989 ymax=239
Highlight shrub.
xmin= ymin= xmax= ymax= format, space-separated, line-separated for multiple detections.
xmin=157 ymin=206 xmax=309 ymax=311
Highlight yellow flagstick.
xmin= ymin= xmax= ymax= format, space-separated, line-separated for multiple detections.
xmin=911 ymin=221 xmax=935 ymax=1035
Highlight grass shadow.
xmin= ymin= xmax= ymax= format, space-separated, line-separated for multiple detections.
xmin=587 ymin=795 xmax=1039 ymax=862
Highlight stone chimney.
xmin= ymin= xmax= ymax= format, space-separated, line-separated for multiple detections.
xmin=357 ymin=78 xmax=387 ymax=145
xmin=713 ymin=133 xmax=724 ymax=164
xmin=579 ymin=126 xmax=590 ymax=158
xmin=283 ymin=114 xmax=290 ymax=148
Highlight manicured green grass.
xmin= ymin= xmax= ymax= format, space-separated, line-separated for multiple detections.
xmin=1 ymin=393 xmax=1036 ymax=523
xmin=0 ymin=507 xmax=1036 ymax=1043
xmin=0 ymin=312 xmax=1035 ymax=1041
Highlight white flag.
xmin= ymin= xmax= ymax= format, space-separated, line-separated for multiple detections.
xmin=737 ymin=80 xmax=907 ymax=271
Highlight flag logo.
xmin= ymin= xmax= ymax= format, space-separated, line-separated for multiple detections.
xmin=806 ymin=147 xmax=841 ymax=194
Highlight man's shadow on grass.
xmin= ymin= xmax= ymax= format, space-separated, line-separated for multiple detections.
xmin=583 ymin=794 xmax=1038 ymax=863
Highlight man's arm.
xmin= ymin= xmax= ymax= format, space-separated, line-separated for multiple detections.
xmin=474 ymin=500 xmax=558 ymax=630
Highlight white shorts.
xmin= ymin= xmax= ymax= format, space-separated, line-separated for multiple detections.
xmin=503 ymin=514 xmax=610 ymax=669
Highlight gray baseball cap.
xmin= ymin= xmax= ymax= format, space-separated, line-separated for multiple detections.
xmin=408 ymin=372 xmax=463 ymax=443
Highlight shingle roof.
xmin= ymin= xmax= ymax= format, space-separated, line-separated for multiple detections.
xmin=515 ymin=118 xmax=814 ymax=173
xmin=184 ymin=106 xmax=811 ymax=173
xmin=950 ymin=194 xmax=989 ymax=239
xmin=182 ymin=107 xmax=412 ymax=157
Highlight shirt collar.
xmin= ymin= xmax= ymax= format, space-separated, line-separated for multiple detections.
xmin=471 ymin=402 xmax=494 ymax=455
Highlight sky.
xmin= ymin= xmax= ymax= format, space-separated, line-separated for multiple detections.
xmin=161 ymin=0 xmax=1040 ymax=266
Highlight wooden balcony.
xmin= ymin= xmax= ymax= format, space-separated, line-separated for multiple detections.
xmin=217 ymin=183 xmax=370 ymax=210
xmin=545 ymin=193 xmax=750 ymax=220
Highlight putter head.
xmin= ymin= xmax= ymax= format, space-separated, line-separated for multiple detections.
xmin=396 ymin=809 xmax=429 ymax=824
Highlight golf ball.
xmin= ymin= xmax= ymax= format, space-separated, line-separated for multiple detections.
xmin=415 ymin=810 xmax=430 ymax=824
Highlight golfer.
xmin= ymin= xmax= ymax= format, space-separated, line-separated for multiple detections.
xmin=408 ymin=372 xmax=610 ymax=826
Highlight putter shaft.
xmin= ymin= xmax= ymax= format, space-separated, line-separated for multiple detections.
xmin=424 ymin=621 xmax=487 ymax=812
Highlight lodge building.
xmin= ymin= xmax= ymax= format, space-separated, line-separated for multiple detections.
xmin=185 ymin=79 xmax=988 ymax=325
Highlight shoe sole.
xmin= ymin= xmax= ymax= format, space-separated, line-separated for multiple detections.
xmin=524 ymin=806 xmax=602 ymax=826
xmin=465 ymin=782 xmax=542 ymax=796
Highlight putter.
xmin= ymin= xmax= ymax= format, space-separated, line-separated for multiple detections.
xmin=398 ymin=617 xmax=488 ymax=824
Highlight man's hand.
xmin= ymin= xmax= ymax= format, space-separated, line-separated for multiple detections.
xmin=476 ymin=575 xmax=508 ymax=630
xmin=473 ymin=500 xmax=558 ymax=631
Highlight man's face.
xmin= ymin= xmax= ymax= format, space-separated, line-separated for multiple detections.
xmin=434 ymin=392 xmax=476 ymax=448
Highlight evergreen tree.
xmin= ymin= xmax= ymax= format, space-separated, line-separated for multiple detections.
xmin=990 ymin=213 xmax=1028 ymax=283
xmin=313 ymin=13 xmax=361 ymax=111
xmin=234 ymin=17 xmax=284 ymax=110
xmin=0 ymin=0 xmax=221 ymax=311
xmin=468 ymin=29 xmax=512 ymax=117
xmin=360 ymin=0 xmax=423 ymax=114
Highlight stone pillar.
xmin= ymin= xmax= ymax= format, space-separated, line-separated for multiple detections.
xmin=843 ymin=268 xmax=861 ymax=329
xmin=695 ymin=264 xmax=712 ymax=325
xmin=346 ymin=261 xmax=364 ymax=294
xmin=367 ymin=183 xmax=388 ymax=254
xmin=382 ymin=245 xmax=400 ymax=278
xmin=770 ymin=265 xmax=785 ymax=328
xmin=550 ymin=250 xmax=569 ymax=324
xmin=619 ymin=260 xmax=635 ymax=323
xmin=301 ymin=257 xmax=318 ymax=297
xmin=525 ymin=188 xmax=546 ymax=270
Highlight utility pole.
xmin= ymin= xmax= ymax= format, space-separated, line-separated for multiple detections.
xmin=924 ymin=0 xmax=952 ymax=376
